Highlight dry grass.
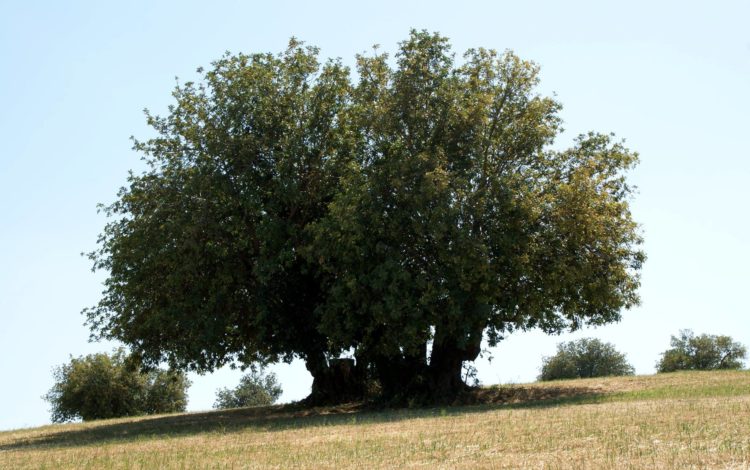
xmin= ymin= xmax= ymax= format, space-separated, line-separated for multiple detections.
xmin=2 ymin=370 xmax=749 ymax=469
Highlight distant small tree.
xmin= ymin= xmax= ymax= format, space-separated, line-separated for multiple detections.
xmin=538 ymin=338 xmax=635 ymax=381
xmin=44 ymin=349 xmax=190 ymax=423
xmin=657 ymin=330 xmax=746 ymax=373
xmin=213 ymin=368 xmax=283 ymax=409
xmin=142 ymin=369 xmax=191 ymax=415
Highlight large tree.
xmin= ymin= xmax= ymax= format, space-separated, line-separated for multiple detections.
xmin=87 ymin=30 xmax=644 ymax=403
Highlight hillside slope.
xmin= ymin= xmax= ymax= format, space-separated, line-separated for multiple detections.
xmin=2 ymin=371 xmax=749 ymax=469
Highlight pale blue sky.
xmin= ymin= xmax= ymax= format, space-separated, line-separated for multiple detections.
xmin=1 ymin=0 xmax=748 ymax=431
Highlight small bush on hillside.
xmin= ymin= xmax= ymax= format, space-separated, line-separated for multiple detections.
xmin=44 ymin=349 xmax=190 ymax=422
xmin=213 ymin=368 xmax=283 ymax=409
xmin=538 ymin=338 xmax=635 ymax=381
xmin=657 ymin=330 xmax=746 ymax=373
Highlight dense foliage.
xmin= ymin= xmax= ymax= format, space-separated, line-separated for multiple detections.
xmin=538 ymin=338 xmax=635 ymax=381
xmin=657 ymin=330 xmax=746 ymax=373
xmin=213 ymin=368 xmax=283 ymax=409
xmin=44 ymin=349 xmax=189 ymax=422
xmin=86 ymin=30 xmax=644 ymax=402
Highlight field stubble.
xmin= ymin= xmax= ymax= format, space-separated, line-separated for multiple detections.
xmin=1 ymin=371 xmax=749 ymax=469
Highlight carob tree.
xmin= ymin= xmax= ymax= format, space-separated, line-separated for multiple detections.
xmin=86 ymin=30 xmax=644 ymax=404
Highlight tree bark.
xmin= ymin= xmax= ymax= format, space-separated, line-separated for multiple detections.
xmin=372 ymin=342 xmax=428 ymax=400
xmin=305 ymin=354 xmax=366 ymax=404
xmin=428 ymin=324 xmax=484 ymax=400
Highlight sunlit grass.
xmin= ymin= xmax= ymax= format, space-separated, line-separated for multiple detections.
xmin=2 ymin=370 xmax=749 ymax=469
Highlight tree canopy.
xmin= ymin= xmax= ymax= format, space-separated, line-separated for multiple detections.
xmin=213 ymin=368 xmax=283 ymax=409
xmin=86 ymin=30 xmax=644 ymax=402
xmin=538 ymin=338 xmax=635 ymax=381
xmin=44 ymin=349 xmax=189 ymax=422
xmin=657 ymin=330 xmax=746 ymax=373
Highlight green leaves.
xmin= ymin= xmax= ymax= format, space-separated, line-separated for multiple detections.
xmin=310 ymin=31 xmax=643 ymax=362
xmin=213 ymin=368 xmax=283 ymax=409
xmin=657 ymin=330 xmax=747 ymax=372
xmin=538 ymin=338 xmax=635 ymax=381
xmin=43 ymin=349 xmax=189 ymax=423
xmin=87 ymin=39 xmax=351 ymax=373
xmin=87 ymin=31 xmax=644 ymax=399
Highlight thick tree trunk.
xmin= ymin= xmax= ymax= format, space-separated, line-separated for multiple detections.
xmin=428 ymin=324 xmax=484 ymax=401
xmin=304 ymin=351 xmax=329 ymax=403
xmin=428 ymin=342 xmax=467 ymax=399
xmin=372 ymin=342 xmax=428 ymax=400
xmin=305 ymin=355 xmax=366 ymax=405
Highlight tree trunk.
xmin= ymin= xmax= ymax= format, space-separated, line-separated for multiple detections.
xmin=304 ymin=351 xmax=329 ymax=403
xmin=428 ymin=324 xmax=484 ymax=401
xmin=305 ymin=355 xmax=366 ymax=405
xmin=368 ymin=342 xmax=429 ymax=402
xmin=428 ymin=341 xmax=467 ymax=399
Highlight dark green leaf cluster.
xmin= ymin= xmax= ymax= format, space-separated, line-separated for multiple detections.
xmin=43 ymin=349 xmax=189 ymax=423
xmin=213 ymin=368 xmax=282 ymax=409
xmin=657 ymin=330 xmax=746 ymax=373
xmin=85 ymin=30 xmax=644 ymax=401
xmin=538 ymin=338 xmax=635 ymax=381
xmin=85 ymin=37 xmax=353 ymax=376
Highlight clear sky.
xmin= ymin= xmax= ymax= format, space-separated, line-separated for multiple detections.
xmin=1 ymin=0 xmax=748 ymax=431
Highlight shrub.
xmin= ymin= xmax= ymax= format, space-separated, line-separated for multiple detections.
xmin=213 ymin=368 xmax=283 ymax=409
xmin=657 ymin=330 xmax=746 ymax=372
xmin=44 ymin=349 xmax=189 ymax=422
xmin=538 ymin=338 xmax=635 ymax=381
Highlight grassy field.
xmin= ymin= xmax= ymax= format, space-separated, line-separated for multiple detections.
xmin=2 ymin=371 xmax=749 ymax=469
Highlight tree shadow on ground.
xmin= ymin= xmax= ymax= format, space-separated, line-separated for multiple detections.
xmin=1 ymin=384 xmax=605 ymax=452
